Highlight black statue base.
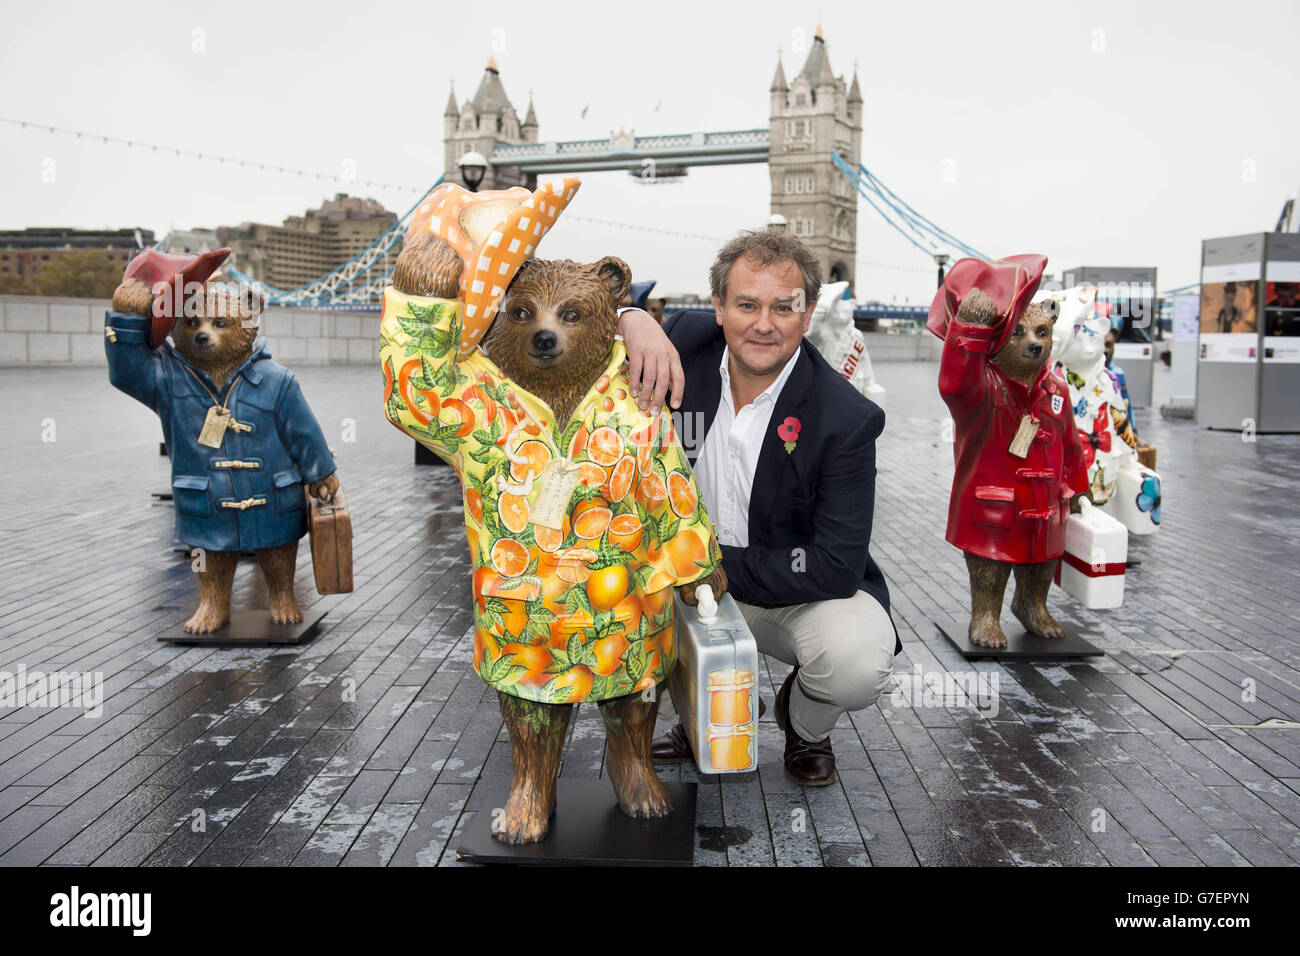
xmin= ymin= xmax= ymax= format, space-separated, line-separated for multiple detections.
xmin=935 ymin=614 xmax=1103 ymax=660
xmin=158 ymin=608 xmax=325 ymax=646
xmin=151 ymin=491 xmax=173 ymax=501
xmin=457 ymin=779 xmax=697 ymax=866
xmin=414 ymin=441 xmax=447 ymax=466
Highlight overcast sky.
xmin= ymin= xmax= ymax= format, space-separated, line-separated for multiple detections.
xmin=2 ymin=0 xmax=1297 ymax=304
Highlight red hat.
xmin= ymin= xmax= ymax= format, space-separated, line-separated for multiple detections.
xmin=926 ymin=254 xmax=1049 ymax=355
xmin=122 ymin=247 xmax=232 ymax=347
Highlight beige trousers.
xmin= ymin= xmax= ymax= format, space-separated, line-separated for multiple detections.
xmin=736 ymin=590 xmax=896 ymax=742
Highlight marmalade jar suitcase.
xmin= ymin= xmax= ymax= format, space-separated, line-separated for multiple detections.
xmin=1053 ymin=498 xmax=1126 ymax=608
xmin=306 ymin=489 xmax=354 ymax=595
xmin=667 ymin=586 xmax=758 ymax=774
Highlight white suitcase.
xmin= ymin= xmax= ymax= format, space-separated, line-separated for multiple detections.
xmin=1054 ymin=499 xmax=1128 ymax=608
xmin=1103 ymin=461 xmax=1161 ymax=536
xmin=667 ymin=586 xmax=758 ymax=774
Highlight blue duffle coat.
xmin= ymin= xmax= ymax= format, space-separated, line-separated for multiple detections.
xmin=105 ymin=310 xmax=335 ymax=553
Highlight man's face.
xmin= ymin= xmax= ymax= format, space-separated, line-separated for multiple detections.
xmin=712 ymin=255 xmax=811 ymax=379
xmin=1104 ymin=331 xmax=1116 ymax=365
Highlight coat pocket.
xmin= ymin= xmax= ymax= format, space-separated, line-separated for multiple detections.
xmin=272 ymin=467 xmax=304 ymax=513
xmin=972 ymin=485 xmax=1015 ymax=528
xmin=172 ymin=474 xmax=211 ymax=518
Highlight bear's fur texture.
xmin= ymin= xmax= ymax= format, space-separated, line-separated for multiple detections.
xmin=392 ymin=234 xmax=726 ymax=844
xmin=112 ymin=277 xmax=340 ymax=634
xmin=958 ymin=289 xmax=1078 ymax=649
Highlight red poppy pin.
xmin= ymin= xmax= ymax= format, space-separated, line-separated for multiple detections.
xmin=777 ymin=416 xmax=801 ymax=454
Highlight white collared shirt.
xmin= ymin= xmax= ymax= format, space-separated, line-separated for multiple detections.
xmin=696 ymin=346 xmax=802 ymax=547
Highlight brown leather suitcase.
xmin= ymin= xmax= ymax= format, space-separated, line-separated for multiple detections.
xmin=307 ymin=489 xmax=354 ymax=594
xmin=1137 ymin=445 xmax=1157 ymax=471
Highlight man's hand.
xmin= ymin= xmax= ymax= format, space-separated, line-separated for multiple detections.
xmin=619 ymin=308 xmax=684 ymax=417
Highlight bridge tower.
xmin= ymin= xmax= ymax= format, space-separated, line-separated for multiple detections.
xmin=444 ymin=56 xmax=538 ymax=191
xmin=768 ymin=25 xmax=862 ymax=291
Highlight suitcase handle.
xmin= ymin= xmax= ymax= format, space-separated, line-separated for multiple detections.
xmin=696 ymin=585 xmax=719 ymax=623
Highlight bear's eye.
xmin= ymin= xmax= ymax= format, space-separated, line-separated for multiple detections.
xmin=213 ymin=318 xmax=228 ymax=329
xmin=510 ymin=307 xmax=531 ymax=322
xmin=561 ymin=309 xmax=579 ymax=324
xmin=185 ymin=318 xmax=199 ymax=329
xmin=1012 ymin=325 xmax=1025 ymax=338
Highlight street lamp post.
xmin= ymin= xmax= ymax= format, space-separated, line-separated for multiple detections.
xmin=934 ymin=253 xmax=950 ymax=289
xmin=459 ymin=151 xmax=487 ymax=192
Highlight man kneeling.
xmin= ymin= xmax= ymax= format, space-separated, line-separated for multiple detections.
xmin=619 ymin=231 xmax=899 ymax=786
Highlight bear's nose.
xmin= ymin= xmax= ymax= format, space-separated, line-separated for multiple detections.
xmin=1028 ymin=342 xmax=1042 ymax=357
xmin=532 ymin=330 xmax=558 ymax=353
xmin=194 ymin=332 xmax=211 ymax=347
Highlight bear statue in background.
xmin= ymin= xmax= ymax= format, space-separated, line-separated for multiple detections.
xmin=806 ymin=281 xmax=886 ymax=414
xmin=105 ymin=249 xmax=341 ymax=634
xmin=1037 ymin=284 xmax=1161 ymax=536
xmin=929 ymin=255 xmax=1091 ymax=649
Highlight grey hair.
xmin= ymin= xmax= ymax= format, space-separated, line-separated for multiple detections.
xmin=708 ymin=230 xmax=822 ymax=307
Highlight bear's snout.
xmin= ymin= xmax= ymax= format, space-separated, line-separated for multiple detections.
xmin=531 ymin=329 xmax=559 ymax=355
xmin=193 ymin=331 xmax=211 ymax=348
xmin=1028 ymin=341 xmax=1042 ymax=357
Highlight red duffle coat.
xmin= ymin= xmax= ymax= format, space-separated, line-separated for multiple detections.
xmin=938 ymin=314 xmax=1090 ymax=565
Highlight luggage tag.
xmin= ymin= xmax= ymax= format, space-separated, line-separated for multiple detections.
xmin=528 ymin=459 xmax=582 ymax=530
xmin=1007 ymin=414 xmax=1038 ymax=459
xmin=198 ymin=406 xmax=233 ymax=448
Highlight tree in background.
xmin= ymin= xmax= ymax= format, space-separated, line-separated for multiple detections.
xmin=1 ymin=250 xmax=123 ymax=298
xmin=33 ymin=250 xmax=122 ymax=298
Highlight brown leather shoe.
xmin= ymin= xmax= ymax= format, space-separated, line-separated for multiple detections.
xmin=651 ymin=722 xmax=693 ymax=763
xmin=773 ymin=668 xmax=837 ymax=787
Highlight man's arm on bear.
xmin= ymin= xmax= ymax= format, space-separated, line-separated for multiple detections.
xmin=104 ymin=277 xmax=164 ymax=412
xmin=719 ymin=409 xmax=883 ymax=606
xmin=938 ymin=287 xmax=999 ymax=408
xmin=616 ymin=306 xmax=684 ymax=417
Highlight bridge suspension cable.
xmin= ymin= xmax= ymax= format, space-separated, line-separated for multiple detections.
xmin=224 ymin=177 xmax=444 ymax=306
xmin=832 ymin=150 xmax=988 ymax=262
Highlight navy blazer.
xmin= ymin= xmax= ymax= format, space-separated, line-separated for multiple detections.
xmin=662 ymin=310 xmax=898 ymax=653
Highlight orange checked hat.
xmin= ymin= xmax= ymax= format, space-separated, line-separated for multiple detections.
xmin=405 ymin=177 xmax=581 ymax=358
xmin=122 ymin=247 xmax=232 ymax=348
xmin=927 ymin=254 xmax=1049 ymax=355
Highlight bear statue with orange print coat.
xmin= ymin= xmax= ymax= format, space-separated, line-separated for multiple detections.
xmin=381 ymin=178 xmax=726 ymax=844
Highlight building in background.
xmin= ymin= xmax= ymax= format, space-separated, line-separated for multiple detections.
xmin=444 ymin=56 xmax=538 ymax=192
xmin=768 ymin=26 xmax=863 ymax=289
xmin=159 ymin=228 xmax=221 ymax=255
xmin=0 ymin=227 xmax=153 ymax=287
xmin=217 ymin=194 xmax=397 ymax=291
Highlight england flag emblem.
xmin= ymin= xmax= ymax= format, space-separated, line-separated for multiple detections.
xmin=1051 ymin=393 xmax=1064 ymax=416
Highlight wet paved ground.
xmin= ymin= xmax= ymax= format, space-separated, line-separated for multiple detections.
xmin=1 ymin=352 xmax=1298 ymax=867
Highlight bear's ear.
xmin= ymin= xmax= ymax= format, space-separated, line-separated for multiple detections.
xmin=593 ymin=256 xmax=631 ymax=305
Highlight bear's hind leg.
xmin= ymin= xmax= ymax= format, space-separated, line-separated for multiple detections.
xmin=1011 ymin=559 xmax=1066 ymax=639
xmin=496 ymin=693 xmax=572 ymax=844
xmin=965 ymin=553 xmax=1011 ymax=649
xmin=599 ymin=691 xmax=673 ymax=818
xmin=184 ymin=550 xmax=239 ymax=633
xmin=256 ymin=540 xmax=302 ymax=624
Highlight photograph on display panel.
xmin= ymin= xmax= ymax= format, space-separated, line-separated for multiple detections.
xmin=1199 ymin=279 xmax=1258 ymax=334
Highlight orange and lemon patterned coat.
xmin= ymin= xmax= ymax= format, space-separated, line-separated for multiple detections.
xmin=380 ymin=286 xmax=722 ymax=704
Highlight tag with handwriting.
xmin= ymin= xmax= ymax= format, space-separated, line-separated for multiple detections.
xmin=1007 ymin=414 xmax=1037 ymax=459
xmin=198 ymin=406 xmax=232 ymax=448
xmin=529 ymin=459 xmax=582 ymax=530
